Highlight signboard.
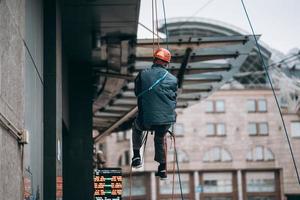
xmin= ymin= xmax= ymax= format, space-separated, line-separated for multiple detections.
xmin=56 ymin=176 xmax=63 ymax=199
xmin=94 ymin=168 xmax=122 ymax=200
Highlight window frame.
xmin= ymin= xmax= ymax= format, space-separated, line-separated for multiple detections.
xmin=248 ymin=122 xmax=269 ymax=136
xmin=291 ymin=121 xmax=300 ymax=138
xmin=206 ymin=100 xmax=226 ymax=113
xmin=157 ymin=171 xmax=194 ymax=200
xmin=242 ymin=170 xmax=281 ymax=200
xmin=206 ymin=123 xmax=227 ymax=137
xmin=247 ymin=99 xmax=268 ymax=113
xmin=199 ymin=171 xmax=238 ymax=200
xmin=116 ymin=131 xmax=129 ymax=142
xmin=122 ymin=173 xmax=151 ymax=200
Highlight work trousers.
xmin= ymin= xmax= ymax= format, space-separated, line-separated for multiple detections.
xmin=132 ymin=119 xmax=171 ymax=164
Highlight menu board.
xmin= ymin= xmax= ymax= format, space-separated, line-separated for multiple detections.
xmin=94 ymin=168 xmax=122 ymax=200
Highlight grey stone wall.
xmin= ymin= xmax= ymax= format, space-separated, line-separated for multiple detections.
xmin=0 ymin=0 xmax=25 ymax=199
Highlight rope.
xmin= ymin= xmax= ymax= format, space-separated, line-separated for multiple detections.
xmin=161 ymin=0 xmax=169 ymax=49
xmin=155 ymin=0 xmax=160 ymax=48
xmin=240 ymin=0 xmax=300 ymax=185
xmin=152 ymin=0 xmax=155 ymax=56
xmin=168 ymin=131 xmax=184 ymax=200
xmin=129 ymin=131 xmax=149 ymax=200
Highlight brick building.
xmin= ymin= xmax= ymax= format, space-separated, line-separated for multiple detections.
xmin=97 ymin=88 xmax=300 ymax=200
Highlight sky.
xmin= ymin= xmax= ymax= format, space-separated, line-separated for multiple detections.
xmin=137 ymin=0 xmax=300 ymax=54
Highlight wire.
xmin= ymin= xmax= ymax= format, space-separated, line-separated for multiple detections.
xmin=161 ymin=0 xmax=169 ymax=49
xmin=155 ymin=0 xmax=160 ymax=48
xmin=177 ymin=0 xmax=216 ymax=28
xmin=267 ymin=53 xmax=300 ymax=69
xmin=240 ymin=0 xmax=300 ymax=185
xmin=138 ymin=22 xmax=164 ymax=40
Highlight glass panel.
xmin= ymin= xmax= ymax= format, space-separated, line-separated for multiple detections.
xmin=206 ymin=101 xmax=214 ymax=112
xmin=217 ymin=123 xmax=226 ymax=136
xmin=247 ymin=100 xmax=256 ymax=112
xmin=255 ymin=146 xmax=264 ymax=161
xmin=203 ymin=173 xmax=233 ymax=193
xmin=123 ymin=176 xmax=146 ymax=197
xmin=258 ymin=100 xmax=267 ymax=112
xmin=212 ymin=147 xmax=221 ymax=161
xmin=246 ymin=172 xmax=276 ymax=192
xmin=291 ymin=122 xmax=300 ymax=137
xmin=259 ymin=123 xmax=268 ymax=135
xmin=221 ymin=149 xmax=232 ymax=161
xmin=159 ymin=173 xmax=190 ymax=194
xmin=216 ymin=100 xmax=225 ymax=112
xmin=207 ymin=123 xmax=215 ymax=136
xmin=248 ymin=123 xmax=257 ymax=135
xmin=264 ymin=148 xmax=274 ymax=161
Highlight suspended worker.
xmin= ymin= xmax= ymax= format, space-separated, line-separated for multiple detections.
xmin=131 ymin=48 xmax=178 ymax=180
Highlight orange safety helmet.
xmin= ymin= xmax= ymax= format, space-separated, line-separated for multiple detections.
xmin=154 ymin=48 xmax=171 ymax=63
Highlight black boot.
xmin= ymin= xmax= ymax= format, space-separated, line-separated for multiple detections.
xmin=155 ymin=163 xmax=167 ymax=180
xmin=131 ymin=150 xmax=142 ymax=168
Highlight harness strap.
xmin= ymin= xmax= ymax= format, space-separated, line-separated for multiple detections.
xmin=137 ymin=70 xmax=168 ymax=98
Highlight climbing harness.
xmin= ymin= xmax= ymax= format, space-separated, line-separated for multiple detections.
xmin=240 ymin=0 xmax=300 ymax=185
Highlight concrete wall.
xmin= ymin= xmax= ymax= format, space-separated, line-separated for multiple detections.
xmin=0 ymin=0 xmax=44 ymax=199
xmin=0 ymin=0 xmax=25 ymax=199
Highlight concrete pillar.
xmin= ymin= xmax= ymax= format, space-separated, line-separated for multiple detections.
xmin=194 ymin=171 xmax=200 ymax=200
xmin=151 ymin=172 xmax=157 ymax=200
xmin=43 ymin=0 xmax=63 ymax=199
xmin=237 ymin=170 xmax=243 ymax=200
xmin=63 ymin=61 xmax=93 ymax=200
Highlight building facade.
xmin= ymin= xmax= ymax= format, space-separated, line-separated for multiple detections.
xmin=97 ymin=89 xmax=300 ymax=200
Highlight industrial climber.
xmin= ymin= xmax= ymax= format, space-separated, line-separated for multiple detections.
xmin=131 ymin=48 xmax=178 ymax=180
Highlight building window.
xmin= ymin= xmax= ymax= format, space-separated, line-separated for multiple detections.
xmin=203 ymin=147 xmax=232 ymax=162
xmin=123 ymin=175 xmax=147 ymax=198
xmin=244 ymin=171 xmax=280 ymax=200
xmin=206 ymin=100 xmax=225 ymax=113
xmin=116 ymin=130 xmax=130 ymax=142
xmin=158 ymin=173 xmax=192 ymax=199
xmin=118 ymin=150 xmax=130 ymax=166
xmin=200 ymin=172 xmax=237 ymax=200
xmin=167 ymin=149 xmax=189 ymax=163
xmin=248 ymin=122 xmax=268 ymax=136
xmin=246 ymin=146 xmax=275 ymax=161
xmin=207 ymin=123 xmax=226 ymax=136
xmin=173 ymin=123 xmax=184 ymax=136
xmin=291 ymin=122 xmax=300 ymax=138
xmin=247 ymin=99 xmax=267 ymax=112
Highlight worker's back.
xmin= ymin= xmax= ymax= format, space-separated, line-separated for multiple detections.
xmin=135 ymin=64 xmax=178 ymax=127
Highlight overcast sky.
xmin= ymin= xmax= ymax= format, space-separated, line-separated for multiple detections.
xmin=138 ymin=0 xmax=300 ymax=54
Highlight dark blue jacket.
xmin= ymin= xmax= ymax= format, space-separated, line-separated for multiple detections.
xmin=135 ymin=64 xmax=178 ymax=127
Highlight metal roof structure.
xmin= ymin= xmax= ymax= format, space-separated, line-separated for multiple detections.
xmin=93 ymin=35 xmax=258 ymax=141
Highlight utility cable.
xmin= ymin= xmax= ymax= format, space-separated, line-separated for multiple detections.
xmin=138 ymin=22 xmax=164 ymax=40
xmin=155 ymin=0 xmax=160 ymax=48
xmin=267 ymin=52 xmax=300 ymax=69
xmin=177 ymin=0 xmax=216 ymax=28
xmin=161 ymin=0 xmax=169 ymax=49
xmin=240 ymin=0 xmax=300 ymax=185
